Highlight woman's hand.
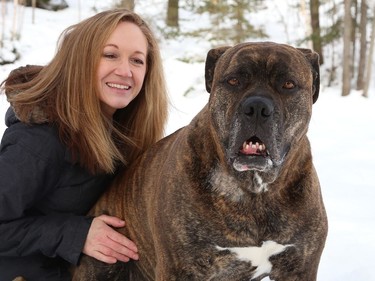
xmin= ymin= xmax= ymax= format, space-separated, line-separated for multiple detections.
xmin=83 ymin=214 xmax=139 ymax=264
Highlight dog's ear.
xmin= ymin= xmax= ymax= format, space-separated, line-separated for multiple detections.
xmin=297 ymin=48 xmax=320 ymax=103
xmin=205 ymin=46 xmax=231 ymax=93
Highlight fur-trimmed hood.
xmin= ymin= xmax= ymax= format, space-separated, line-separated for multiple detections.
xmin=3 ymin=65 xmax=48 ymax=125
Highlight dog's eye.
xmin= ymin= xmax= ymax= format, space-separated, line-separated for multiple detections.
xmin=228 ymin=78 xmax=240 ymax=86
xmin=283 ymin=81 xmax=295 ymax=89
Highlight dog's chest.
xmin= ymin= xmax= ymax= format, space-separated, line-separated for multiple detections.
xmin=205 ymin=168 xmax=300 ymax=245
xmin=217 ymin=241 xmax=293 ymax=279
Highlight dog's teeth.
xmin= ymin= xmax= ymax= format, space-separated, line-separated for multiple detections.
xmin=243 ymin=142 xmax=251 ymax=151
xmin=240 ymin=140 xmax=267 ymax=155
xmin=256 ymin=142 xmax=260 ymax=149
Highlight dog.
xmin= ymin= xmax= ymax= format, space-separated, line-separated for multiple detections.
xmin=73 ymin=42 xmax=328 ymax=281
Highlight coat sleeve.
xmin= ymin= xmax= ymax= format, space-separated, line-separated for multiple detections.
xmin=0 ymin=123 xmax=93 ymax=265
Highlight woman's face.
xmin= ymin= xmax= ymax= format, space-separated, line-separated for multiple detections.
xmin=97 ymin=21 xmax=148 ymax=118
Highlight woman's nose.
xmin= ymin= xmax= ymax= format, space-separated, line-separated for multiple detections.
xmin=115 ymin=60 xmax=133 ymax=77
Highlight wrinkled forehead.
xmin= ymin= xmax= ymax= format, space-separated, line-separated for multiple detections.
xmin=218 ymin=43 xmax=310 ymax=75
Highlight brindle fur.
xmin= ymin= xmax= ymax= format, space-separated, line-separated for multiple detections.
xmin=73 ymin=42 xmax=328 ymax=281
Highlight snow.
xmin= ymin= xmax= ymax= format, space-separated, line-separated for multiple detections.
xmin=1 ymin=1 xmax=375 ymax=280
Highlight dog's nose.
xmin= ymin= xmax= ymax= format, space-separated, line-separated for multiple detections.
xmin=242 ymin=96 xmax=274 ymax=119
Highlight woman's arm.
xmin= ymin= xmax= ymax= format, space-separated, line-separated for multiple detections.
xmin=0 ymin=122 xmax=138 ymax=265
xmin=0 ymin=123 xmax=89 ymax=265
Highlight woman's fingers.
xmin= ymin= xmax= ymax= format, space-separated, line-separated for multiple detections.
xmin=83 ymin=215 xmax=139 ymax=263
xmin=101 ymin=229 xmax=139 ymax=260
xmin=98 ymin=214 xmax=126 ymax=228
xmin=92 ymin=244 xmax=131 ymax=264
xmin=108 ymin=226 xmax=138 ymax=253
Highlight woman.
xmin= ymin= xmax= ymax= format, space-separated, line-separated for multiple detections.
xmin=0 ymin=8 xmax=168 ymax=281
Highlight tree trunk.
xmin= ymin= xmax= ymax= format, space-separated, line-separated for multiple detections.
xmin=234 ymin=0 xmax=245 ymax=44
xmin=356 ymin=0 xmax=367 ymax=90
xmin=342 ymin=0 xmax=352 ymax=96
xmin=310 ymin=0 xmax=324 ymax=64
xmin=11 ymin=0 xmax=19 ymax=41
xmin=32 ymin=0 xmax=36 ymax=24
xmin=1 ymin=0 xmax=6 ymax=47
xmin=363 ymin=4 xmax=375 ymax=97
xmin=351 ymin=0 xmax=358 ymax=77
xmin=167 ymin=0 xmax=179 ymax=27
xmin=117 ymin=0 xmax=135 ymax=11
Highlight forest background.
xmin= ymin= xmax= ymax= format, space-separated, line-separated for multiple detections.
xmin=1 ymin=0 xmax=375 ymax=280
xmin=2 ymin=0 xmax=375 ymax=97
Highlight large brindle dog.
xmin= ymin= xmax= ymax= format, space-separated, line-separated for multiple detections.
xmin=74 ymin=42 xmax=328 ymax=280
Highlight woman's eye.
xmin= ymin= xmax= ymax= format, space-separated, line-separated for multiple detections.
xmin=103 ymin=53 xmax=117 ymax=59
xmin=228 ymin=78 xmax=240 ymax=86
xmin=132 ymin=58 xmax=144 ymax=65
xmin=283 ymin=80 xmax=295 ymax=89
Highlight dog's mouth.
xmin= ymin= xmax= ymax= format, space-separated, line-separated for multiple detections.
xmin=239 ymin=136 xmax=269 ymax=157
xmin=231 ymin=136 xmax=272 ymax=172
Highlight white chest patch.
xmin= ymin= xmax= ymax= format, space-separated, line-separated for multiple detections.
xmin=216 ymin=240 xmax=293 ymax=279
xmin=253 ymin=172 xmax=269 ymax=193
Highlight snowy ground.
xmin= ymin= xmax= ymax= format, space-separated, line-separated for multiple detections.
xmin=1 ymin=1 xmax=375 ymax=280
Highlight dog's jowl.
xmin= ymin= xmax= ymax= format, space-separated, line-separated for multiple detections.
xmin=74 ymin=42 xmax=328 ymax=281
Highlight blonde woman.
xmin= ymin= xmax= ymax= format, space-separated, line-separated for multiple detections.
xmin=0 ymin=9 xmax=168 ymax=281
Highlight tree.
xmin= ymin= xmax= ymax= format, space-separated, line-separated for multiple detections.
xmin=194 ymin=0 xmax=267 ymax=45
xmin=363 ymin=3 xmax=375 ymax=97
xmin=1 ymin=0 xmax=5 ymax=48
xmin=116 ymin=0 xmax=135 ymax=11
xmin=310 ymin=0 xmax=324 ymax=64
xmin=321 ymin=0 xmax=341 ymax=86
xmin=356 ymin=0 xmax=367 ymax=90
xmin=23 ymin=0 xmax=68 ymax=11
xmin=1 ymin=0 xmax=21 ymax=65
xmin=342 ymin=0 xmax=352 ymax=96
xmin=167 ymin=0 xmax=179 ymax=27
xmin=11 ymin=0 xmax=23 ymax=41
xmin=32 ymin=0 xmax=36 ymax=23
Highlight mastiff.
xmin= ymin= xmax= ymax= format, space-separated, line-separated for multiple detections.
xmin=74 ymin=42 xmax=328 ymax=281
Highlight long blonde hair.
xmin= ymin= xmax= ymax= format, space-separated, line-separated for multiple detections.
xmin=2 ymin=9 xmax=169 ymax=174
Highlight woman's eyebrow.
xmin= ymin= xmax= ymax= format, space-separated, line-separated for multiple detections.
xmin=104 ymin=44 xmax=146 ymax=56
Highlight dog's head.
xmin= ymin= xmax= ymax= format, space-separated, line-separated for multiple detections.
xmin=205 ymin=42 xmax=320 ymax=192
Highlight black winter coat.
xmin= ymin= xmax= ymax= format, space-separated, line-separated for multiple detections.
xmin=0 ymin=108 xmax=113 ymax=281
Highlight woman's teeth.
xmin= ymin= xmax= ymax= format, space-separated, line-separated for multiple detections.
xmin=107 ymin=82 xmax=130 ymax=90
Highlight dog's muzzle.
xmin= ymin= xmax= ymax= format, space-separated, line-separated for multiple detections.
xmin=231 ymin=96 xmax=276 ymax=172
